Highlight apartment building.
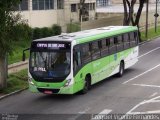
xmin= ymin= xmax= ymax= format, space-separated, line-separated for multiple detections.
xmin=96 ymin=0 xmax=156 ymax=7
xmin=96 ymin=0 xmax=111 ymax=7
xmin=111 ymin=0 xmax=156 ymax=4
xmin=17 ymin=0 xmax=96 ymax=30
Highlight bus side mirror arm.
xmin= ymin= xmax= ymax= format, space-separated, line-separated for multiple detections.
xmin=22 ymin=48 xmax=30 ymax=61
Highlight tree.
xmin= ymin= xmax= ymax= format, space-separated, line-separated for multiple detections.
xmin=0 ymin=0 xmax=22 ymax=88
xmin=79 ymin=0 xmax=85 ymax=21
xmin=123 ymin=0 xmax=147 ymax=41
xmin=123 ymin=0 xmax=146 ymax=26
xmin=79 ymin=0 xmax=89 ymax=21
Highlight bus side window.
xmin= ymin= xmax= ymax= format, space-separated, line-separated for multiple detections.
xmin=130 ymin=32 xmax=136 ymax=47
xmin=81 ymin=44 xmax=91 ymax=65
xmin=73 ymin=50 xmax=81 ymax=72
xmin=109 ymin=38 xmax=116 ymax=54
xmin=101 ymin=39 xmax=109 ymax=57
xmin=91 ymin=41 xmax=101 ymax=60
xmin=73 ymin=51 xmax=81 ymax=71
xmin=116 ymin=35 xmax=123 ymax=52
xmin=134 ymin=32 xmax=139 ymax=45
xmin=123 ymin=33 xmax=130 ymax=49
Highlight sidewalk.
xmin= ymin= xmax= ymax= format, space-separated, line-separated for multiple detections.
xmin=8 ymin=60 xmax=28 ymax=74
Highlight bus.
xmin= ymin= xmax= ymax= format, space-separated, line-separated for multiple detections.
xmin=24 ymin=26 xmax=139 ymax=94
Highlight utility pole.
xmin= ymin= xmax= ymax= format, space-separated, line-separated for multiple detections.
xmin=145 ymin=0 xmax=149 ymax=38
xmin=154 ymin=0 xmax=159 ymax=33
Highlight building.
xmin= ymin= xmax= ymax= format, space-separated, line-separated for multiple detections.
xmin=17 ymin=0 xmax=96 ymax=31
xmin=96 ymin=0 xmax=156 ymax=7
xmin=96 ymin=0 xmax=111 ymax=7
xmin=111 ymin=0 xmax=156 ymax=4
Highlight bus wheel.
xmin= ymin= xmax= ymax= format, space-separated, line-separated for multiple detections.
xmin=81 ymin=76 xmax=90 ymax=94
xmin=117 ymin=61 xmax=124 ymax=77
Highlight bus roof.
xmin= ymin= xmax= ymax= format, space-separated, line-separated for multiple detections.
xmin=34 ymin=26 xmax=138 ymax=44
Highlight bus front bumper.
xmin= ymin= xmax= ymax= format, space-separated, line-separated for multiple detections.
xmin=29 ymin=82 xmax=75 ymax=94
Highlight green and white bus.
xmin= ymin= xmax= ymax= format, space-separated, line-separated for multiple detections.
xmin=26 ymin=26 xmax=139 ymax=94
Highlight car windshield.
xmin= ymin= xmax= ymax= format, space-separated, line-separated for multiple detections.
xmin=30 ymin=51 xmax=71 ymax=78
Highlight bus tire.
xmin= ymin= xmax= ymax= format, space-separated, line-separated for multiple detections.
xmin=81 ymin=76 xmax=90 ymax=94
xmin=117 ymin=61 xmax=124 ymax=77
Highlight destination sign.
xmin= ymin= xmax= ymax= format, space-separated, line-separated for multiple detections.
xmin=31 ymin=41 xmax=71 ymax=51
xmin=37 ymin=43 xmax=65 ymax=48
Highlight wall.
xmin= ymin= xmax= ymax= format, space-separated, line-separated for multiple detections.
xmin=20 ymin=10 xmax=58 ymax=28
xmin=17 ymin=0 xmax=96 ymax=32
xmin=81 ymin=15 xmax=123 ymax=30
xmin=81 ymin=9 xmax=160 ymax=30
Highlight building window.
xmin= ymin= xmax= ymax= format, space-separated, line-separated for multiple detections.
xmin=89 ymin=3 xmax=95 ymax=10
xmin=32 ymin=0 xmax=54 ymax=10
xmin=39 ymin=0 xmax=45 ymax=10
xmin=97 ymin=0 xmax=109 ymax=7
xmin=85 ymin=3 xmax=89 ymax=10
xmin=15 ymin=0 xmax=28 ymax=11
xmin=71 ymin=4 xmax=76 ymax=12
xmin=57 ymin=0 xmax=64 ymax=9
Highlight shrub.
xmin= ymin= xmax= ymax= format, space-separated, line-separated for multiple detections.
xmin=41 ymin=27 xmax=52 ymax=38
xmin=12 ymin=23 xmax=32 ymax=41
xmin=32 ymin=24 xmax=62 ymax=40
xmin=32 ymin=27 xmax=42 ymax=40
xmin=51 ymin=24 xmax=62 ymax=35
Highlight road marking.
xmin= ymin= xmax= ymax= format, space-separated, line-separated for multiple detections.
xmin=150 ymin=92 xmax=158 ymax=98
xmin=119 ymin=96 xmax=160 ymax=120
xmin=131 ymin=110 xmax=160 ymax=114
xmin=133 ymin=84 xmax=160 ymax=88
xmin=68 ymin=107 xmax=90 ymax=120
xmin=92 ymin=109 xmax=112 ymax=120
xmin=78 ymin=107 xmax=90 ymax=114
xmin=123 ymin=63 xmax=160 ymax=84
xmin=138 ymin=47 xmax=160 ymax=59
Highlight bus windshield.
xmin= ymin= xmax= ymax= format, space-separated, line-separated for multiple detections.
xmin=30 ymin=51 xmax=71 ymax=78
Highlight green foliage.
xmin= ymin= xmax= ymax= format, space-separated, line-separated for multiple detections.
xmin=67 ymin=23 xmax=80 ymax=33
xmin=41 ymin=27 xmax=53 ymax=38
xmin=141 ymin=26 xmax=160 ymax=41
xmin=51 ymin=24 xmax=62 ymax=35
xmin=0 ymin=0 xmax=23 ymax=57
xmin=12 ymin=23 xmax=32 ymax=41
xmin=32 ymin=24 xmax=62 ymax=40
xmin=0 ymin=69 xmax=28 ymax=94
xmin=8 ymin=40 xmax=30 ymax=64
xmin=32 ymin=27 xmax=43 ymax=39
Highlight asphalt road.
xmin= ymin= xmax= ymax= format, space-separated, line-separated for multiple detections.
xmin=1 ymin=38 xmax=160 ymax=120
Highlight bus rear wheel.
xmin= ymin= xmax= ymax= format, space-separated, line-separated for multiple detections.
xmin=117 ymin=61 xmax=124 ymax=77
xmin=81 ymin=76 xmax=90 ymax=94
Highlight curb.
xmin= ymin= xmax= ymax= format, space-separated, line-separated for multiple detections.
xmin=139 ymin=35 xmax=160 ymax=46
xmin=0 ymin=87 xmax=28 ymax=100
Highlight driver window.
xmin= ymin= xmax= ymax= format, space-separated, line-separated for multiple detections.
xmin=73 ymin=49 xmax=81 ymax=72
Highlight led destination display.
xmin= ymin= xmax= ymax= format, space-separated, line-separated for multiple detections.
xmin=31 ymin=41 xmax=71 ymax=51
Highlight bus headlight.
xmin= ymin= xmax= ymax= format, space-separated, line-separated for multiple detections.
xmin=28 ymin=77 xmax=34 ymax=85
xmin=64 ymin=79 xmax=71 ymax=87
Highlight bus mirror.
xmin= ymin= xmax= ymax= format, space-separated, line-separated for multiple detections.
xmin=22 ymin=48 xmax=30 ymax=61
xmin=22 ymin=52 xmax=26 ymax=61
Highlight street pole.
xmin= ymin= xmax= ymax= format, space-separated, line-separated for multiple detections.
xmin=155 ymin=0 xmax=159 ymax=33
xmin=145 ymin=0 xmax=149 ymax=39
xmin=81 ymin=15 xmax=82 ymax=31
